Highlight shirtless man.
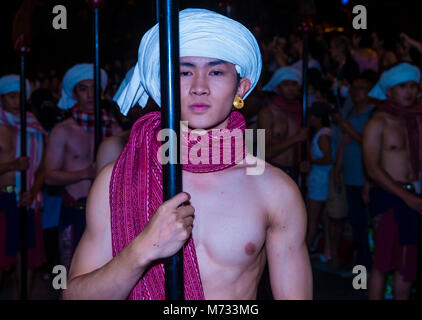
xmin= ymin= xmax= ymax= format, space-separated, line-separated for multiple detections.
xmin=258 ymin=67 xmax=308 ymax=182
xmin=0 ymin=75 xmax=46 ymax=297
xmin=45 ymin=64 xmax=120 ymax=268
xmin=63 ymin=9 xmax=312 ymax=300
xmin=363 ymin=62 xmax=422 ymax=300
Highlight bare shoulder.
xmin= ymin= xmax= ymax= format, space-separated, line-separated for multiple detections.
xmin=364 ymin=111 xmax=387 ymax=133
xmin=49 ymin=118 xmax=74 ymax=138
xmin=253 ymin=160 xmax=304 ymax=222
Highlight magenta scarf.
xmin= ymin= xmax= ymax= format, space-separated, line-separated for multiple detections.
xmin=109 ymin=111 xmax=247 ymax=300
xmin=0 ymin=109 xmax=46 ymax=208
xmin=273 ymin=95 xmax=302 ymax=128
xmin=382 ymin=100 xmax=422 ymax=180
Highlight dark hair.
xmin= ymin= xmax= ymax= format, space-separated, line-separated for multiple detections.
xmin=352 ymin=69 xmax=378 ymax=86
xmin=309 ymin=102 xmax=332 ymax=127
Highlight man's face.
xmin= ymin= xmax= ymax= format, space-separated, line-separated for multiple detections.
xmin=1 ymin=91 xmax=20 ymax=114
xmin=179 ymin=56 xmax=250 ymax=130
xmin=387 ymin=81 xmax=419 ymax=107
xmin=350 ymin=79 xmax=371 ymax=105
xmin=276 ymin=80 xmax=300 ymax=101
xmin=73 ymin=79 xmax=95 ymax=111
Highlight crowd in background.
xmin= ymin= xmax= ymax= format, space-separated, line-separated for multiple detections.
xmin=1 ymin=18 xmax=421 ymax=300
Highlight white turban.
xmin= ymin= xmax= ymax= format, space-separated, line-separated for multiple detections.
xmin=113 ymin=66 xmax=135 ymax=103
xmin=58 ymin=63 xmax=108 ymax=110
xmin=262 ymin=67 xmax=302 ymax=92
xmin=369 ymin=62 xmax=421 ymax=100
xmin=115 ymin=8 xmax=262 ymax=116
xmin=0 ymin=74 xmax=31 ymax=106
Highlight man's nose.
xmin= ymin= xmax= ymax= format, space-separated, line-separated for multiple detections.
xmin=88 ymin=87 xmax=94 ymax=98
xmin=190 ymin=74 xmax=210 ymax=96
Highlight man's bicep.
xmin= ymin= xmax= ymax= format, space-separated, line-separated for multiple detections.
xmin=68 ymin=163 xmax=114 ymax=280
xmin=266 ymin=180 xmax=312 ymax=299
xmin=362 ymin=118 xmax=383 ymax=172
xmin=45 ymin=126 xmax=66 ymax=171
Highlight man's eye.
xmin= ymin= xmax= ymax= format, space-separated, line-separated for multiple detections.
xmin=180 ymin=71 xmax=191 ymax=76
xmin=210 ymin=71 xmax=223 ymax=76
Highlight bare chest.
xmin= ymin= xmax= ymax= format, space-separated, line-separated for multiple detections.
xmin=64 ymin=124 xmax=94 ymax=167
xmin=270 ymin=107 xmax=297 ymax=138
xmin=183 ymin=170 xmax=267 ymax=267
xmin=382 ymin=120 xmax=408 ymax=153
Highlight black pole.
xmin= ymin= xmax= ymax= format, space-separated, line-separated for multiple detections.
xmin=300 ymin=31 xmax=309 ymax=191
xmin=93 ymin=7 xmax=101 ymax=156
xmin=19 ymin=55 xmax=28 ymax=301
xmin=158 ymin=0 xmax=184 ymax=300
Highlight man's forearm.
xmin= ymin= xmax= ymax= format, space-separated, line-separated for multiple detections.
xmin=369 ymin=167 xmax=410 ymax=200
xmin=63 ymin=240 xmax=150 ymax=300
xmin=45 ymin=168 xmax=88 ymax=186
xmin=340 ymin=121 xmax=362 ymax=144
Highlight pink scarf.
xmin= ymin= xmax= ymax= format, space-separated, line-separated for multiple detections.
xmin=382 ymin=100 xmax=422 ymax=180
xmin=273 ymin=95 xmax=302 ymax=128
xmin=0 ymin=109 xmax=46 ymax=208
xmin=110 ymin=111 xmax=247 ymax=300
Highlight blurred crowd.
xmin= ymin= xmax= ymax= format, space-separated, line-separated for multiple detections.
xmin=1 ymin=21 xmax=421 ymax=300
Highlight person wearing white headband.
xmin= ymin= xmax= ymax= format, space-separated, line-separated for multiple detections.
xmin=57 ymin=63 xmax=108 ymax=110
xmin=363 ymin=62 xmax=422 ymax=300
xmin=369 ymin=62 xmax=421 ymax=101
xmin=258 ymin=66 xmax=308 ymax=183
xmin=44 ymin=64 xmax=120 ymax=270
xmin=64 ymin=8 xmax=311 ymax=301
xmin=0 ymin=74 xmax=47 ymax=291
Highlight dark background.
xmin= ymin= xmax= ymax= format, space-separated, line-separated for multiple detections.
xmin=1 ymin=0 xmax=421 ymax=78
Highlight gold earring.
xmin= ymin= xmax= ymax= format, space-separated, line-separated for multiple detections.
xmin=233 ymin=96 xmax=244 ymax=109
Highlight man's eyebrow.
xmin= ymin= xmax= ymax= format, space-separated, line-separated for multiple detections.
xmin=207 ymin=59 xmax=227 ymax=67
xmin=180 ymin=60 xmax=227 ymax=67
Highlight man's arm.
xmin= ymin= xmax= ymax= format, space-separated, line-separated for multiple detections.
xmin=95 ymin=135 xmax=126 ymax=175
xmin=339 ymin=120 xmax=362 ymax=144
xmin=363 ymin=116 xmax=422 ymax=213
xmin=264 ymin=170 xmax=313 ymax=299
xmin=64 ymin=163 xmax=195 ymax=300
xmin=258 ymin=106 xmax=307 ymax=160
xmin=44 ymin=124 xmax=94 ymax=186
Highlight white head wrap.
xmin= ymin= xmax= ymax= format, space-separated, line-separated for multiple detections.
xmin=113 ymin=66 xmax=135 ymax=103
xmin=262 ymin=67 xmax=302 ymax=92
xmin=58 ymin=63 xmax=108 ymax=110
xmin=0 ymin=74 xmax=31 ymax=107
xmin=369 ymin=62 xmax=421 ymax=100
xmin=115 ymin=8 xmax=262 ymax=116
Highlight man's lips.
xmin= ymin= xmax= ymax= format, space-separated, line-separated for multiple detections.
xmin=189 ymin=104 xmax=211 ymax=112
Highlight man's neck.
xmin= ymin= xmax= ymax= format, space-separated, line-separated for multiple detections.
xmin=75 ymin=104 xmax=94 ymax=113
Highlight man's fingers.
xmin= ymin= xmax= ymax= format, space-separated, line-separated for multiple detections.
xmin=178 ymin=205 xmax=195 ymax=219
xmin=163 ymin=192 xmax=191 ymax=209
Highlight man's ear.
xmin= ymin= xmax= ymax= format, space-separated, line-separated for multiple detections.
xmin=386 ymin=87 xmax=392 ymax=99
xmin=236 ymin=78 xmax=251 ymax=98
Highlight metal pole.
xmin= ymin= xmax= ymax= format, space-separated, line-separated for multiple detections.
xmin=19 ymin=55 xmax=28 ymax=301
xmin=94 ymin=7 xmax=101 ymax=156
xmin=158 ymin=0 xmax=184 ymax=300
xmin=300 ymin=31 xmax=309 ymax=191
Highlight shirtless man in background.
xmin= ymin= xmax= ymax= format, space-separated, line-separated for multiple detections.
xmin=363 ymin=62 xmax=422 ymax=300
xmin=0 ymin=75 xmax=46 ymax=297
xmin=258 ymin=67 xmax=308 ymax=182
xmin=45 ymin=64 xmax=120 ymax=268
xmin=63 ymin=9 xmax=312 ymax=300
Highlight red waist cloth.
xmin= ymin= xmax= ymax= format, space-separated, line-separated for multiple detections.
xmin=109 ymin=111 xmax=247 ymax=300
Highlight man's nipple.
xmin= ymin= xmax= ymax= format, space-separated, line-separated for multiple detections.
xmin=244 ymin=242 xmax=256 ymax=256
